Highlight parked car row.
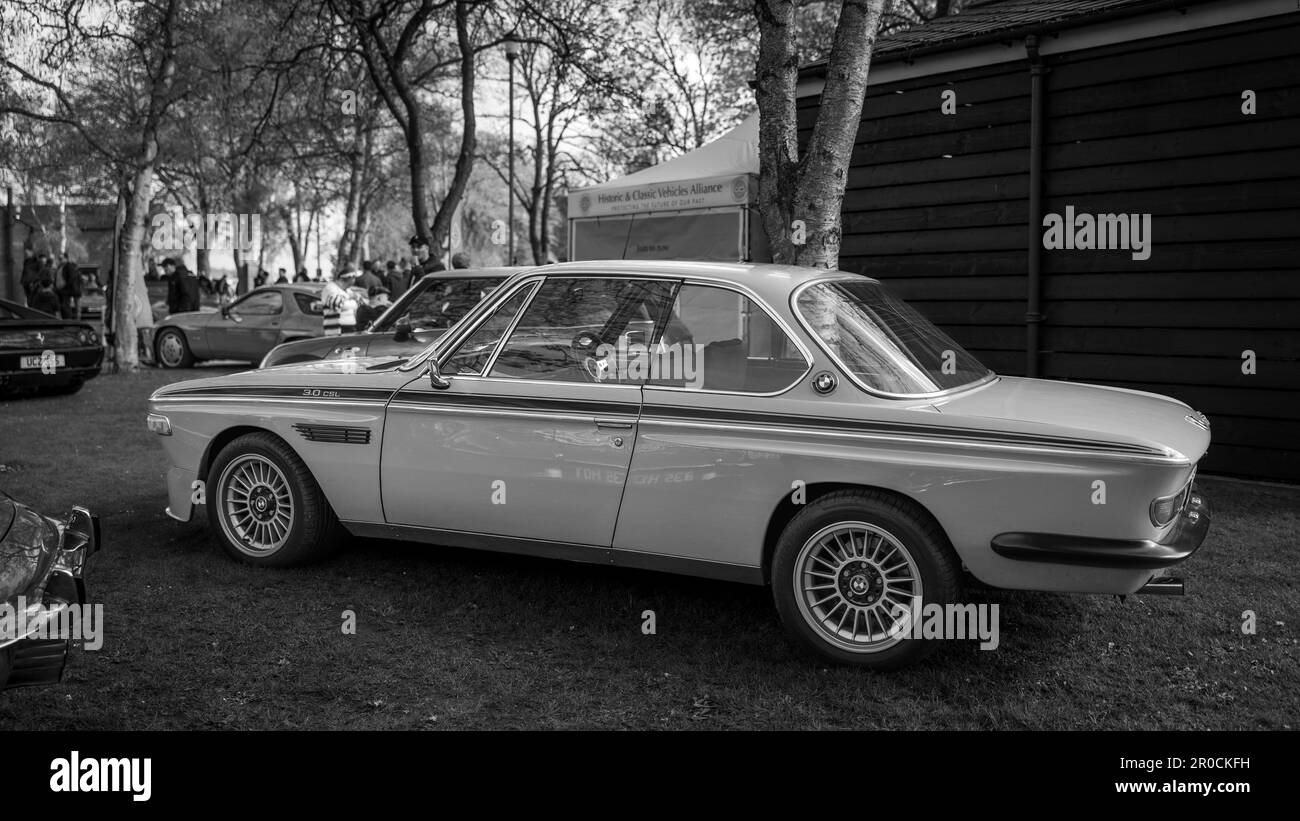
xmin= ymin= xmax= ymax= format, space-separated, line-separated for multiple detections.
xmin=146 ymin=260 xmax=1212 ymax=669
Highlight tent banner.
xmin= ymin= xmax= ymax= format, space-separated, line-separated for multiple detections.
xmin=571 ymin=210 xmax=745 ymax=262
xmin=569 ymin=174 xmax=753 ymax=218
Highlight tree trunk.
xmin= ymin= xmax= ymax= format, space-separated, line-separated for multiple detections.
xmin=428 ymin=0 xmax=477 ymax=252
xmin=754 ymin=0 xmax=886 ymax=269
xmin=282 ymin=205 xmax=304 ymax=273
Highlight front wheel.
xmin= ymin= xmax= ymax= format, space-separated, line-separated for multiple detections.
xmin=206 ymin=432 xmax=342 ymax=566
xmin=772 ymin=490 xmax=961 ymax=669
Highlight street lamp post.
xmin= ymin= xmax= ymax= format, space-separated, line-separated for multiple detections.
xmin=505 ymin=34 xmax=520 ymax=266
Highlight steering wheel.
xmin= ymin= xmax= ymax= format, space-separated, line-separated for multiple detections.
xmin=572 ymin=331 xmax=611 ymax=383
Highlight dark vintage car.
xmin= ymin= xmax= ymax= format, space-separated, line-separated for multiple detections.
xmin=0 ymin=492 xmax=100 ymax=689
xmin=259 ymin=268 xmax=517 ymax=368
xmin=0 ymin=298 xmax=104 ymax=396
xmin=154 ymin=283 xmax=325 ymax=368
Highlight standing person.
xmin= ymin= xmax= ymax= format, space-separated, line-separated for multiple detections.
xmin=409 ymin=235 xmax=444 ymax=275
xmin=162 ymin=258 xmax=201 ymax=314
xmin=30 ymin=276 xmax=61 ymax=315
xmin=275 ymin=268 xmax=289 ymax=284
xmin=56 ymin=253 xmax=82 ymax=320
xmin=321 ymin=267 xmax=360 ymax=336
xmin=20 ymin=248 xmax=42 ymax=305
xmin=451 ymin=251 xmax=472 ymax=269
xmin=356 ymin=261 xmax=383 ymax=297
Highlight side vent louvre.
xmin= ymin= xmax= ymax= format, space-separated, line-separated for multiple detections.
xmin=292 ymin=423 xmax=372 ymax=445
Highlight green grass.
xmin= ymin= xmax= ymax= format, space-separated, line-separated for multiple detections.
xmin=1 ymin=367 xmax=1296 ymax=729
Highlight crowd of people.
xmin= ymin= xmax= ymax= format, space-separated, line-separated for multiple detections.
xmin=19 ymin=248 xmax=85 ymax=319
xmin=152 ymin=233 xmax=474 ymax=336
xmin=318 ymin=235 xmax=471 ymax=336
xmin=18 ymin=234 xmax=475 ymax=339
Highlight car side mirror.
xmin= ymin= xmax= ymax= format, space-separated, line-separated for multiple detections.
xmin=393 ymin=315 xmax=413 ymax=341
xmin=428 ymin=359 xmax=450 ymax=390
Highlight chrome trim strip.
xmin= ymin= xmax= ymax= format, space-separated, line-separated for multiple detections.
xmin=386 ymin=403 xmax=623 ymax=424
xmin=150 ymin=397 xmax=388 ymax=409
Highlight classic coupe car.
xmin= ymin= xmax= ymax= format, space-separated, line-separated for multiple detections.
xmin=154 ymin=283 xmax=325 ymax=368
xmin=0 ymin=492 xmax=100 ymax=689
xmin=147 ymin=261 xmax=1211 ymax=667
xmin=259 ymin=267 xmax=517 ymax=368
xmin=0 ymin=298 xmax=104 ymax=395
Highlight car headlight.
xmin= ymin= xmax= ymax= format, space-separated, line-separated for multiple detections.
xmin=146 ymin=413 xmax=172 ymax=436
xmin=1150 ymin=471 xmax=1195 ymax=527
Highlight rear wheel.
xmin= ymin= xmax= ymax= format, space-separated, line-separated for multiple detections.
xmin=155 ymin=328 xmax=194 ymax=368
xmin=772 ymin=490 xmax=961 ymax=669
xmin=206 ymin=432 xmax=342 ymax=566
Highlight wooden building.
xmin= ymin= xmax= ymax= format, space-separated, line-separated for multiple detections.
xmin=797 ymin=0 xmax=1300 ymax=481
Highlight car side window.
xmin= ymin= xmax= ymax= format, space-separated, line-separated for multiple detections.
xmin=648 ymin=284 xmax=809 ymax=393
xmin=486 ymin=277 xmax=677 ymax=384
xmin=294 ymin=293 xmax=323 ymax=315
xmin=444 ymin=284 xmax=537 ymax=375
xmin=233 ymin=291 xmax=283 ymax=316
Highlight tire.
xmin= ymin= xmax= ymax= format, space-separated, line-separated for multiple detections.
xmin=206 ymin=432 xmax=343 ymax=567
xmin=155 ymin=328 xmax=195 ymax=368
xmin=771 ymin=489 xmax=961 ymax=669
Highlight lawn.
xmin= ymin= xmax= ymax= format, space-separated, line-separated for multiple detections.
xmin=1 ymin=367 xmax=1296 ymax=729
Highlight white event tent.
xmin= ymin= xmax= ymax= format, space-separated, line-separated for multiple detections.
xmin=567 ymin=112 xmax=769 ymax=262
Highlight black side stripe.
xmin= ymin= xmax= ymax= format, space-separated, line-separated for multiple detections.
xmin=156 ymin=386 xmax=394 ymax=401
xmin=154 ymin=387 xmax=1164 ymax=457
xmin=640 ymin=404 xmax=1165 ymax=456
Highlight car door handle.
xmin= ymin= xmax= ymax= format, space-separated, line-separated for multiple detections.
xmin=594 ymin=419 xmax=634 ymax=430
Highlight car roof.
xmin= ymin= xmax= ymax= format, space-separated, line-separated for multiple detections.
xmin=509 ymin=260 xmax=879 ymax=300
xmin=414 ymin=266 xmax=521 ymax=283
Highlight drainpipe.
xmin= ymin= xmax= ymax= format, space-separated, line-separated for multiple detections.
xmin=1025 ymin=35 xmax=1046 ymax=378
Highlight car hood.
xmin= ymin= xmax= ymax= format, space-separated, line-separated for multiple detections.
xmin=153 ymin=355 xmax=413 ymax=398
xmin=933 ymin=376 xmax=1210 ymax=463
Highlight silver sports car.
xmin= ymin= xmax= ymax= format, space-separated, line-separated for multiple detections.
xmin=154 ymin=283 xmax=325 ymax=368
xmin=147 ymin=261 xmax=1212 ymax=668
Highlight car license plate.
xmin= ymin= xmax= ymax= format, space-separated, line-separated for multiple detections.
xmin=20 ymin=354 xmax=66 ymax=369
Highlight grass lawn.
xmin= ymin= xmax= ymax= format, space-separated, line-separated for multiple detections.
xmin=1 ymin=367 xmax=1297 ymax=730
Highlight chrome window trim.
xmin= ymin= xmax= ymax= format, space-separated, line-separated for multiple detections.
xmin=789 ymin=275 xmax=998 ymax=401
xmin=435 ymin=273 xmax=815 ymax=395
xmin=399 ymin=275 xmax=544 ymax=373
xmin=440 ymin=274 xmax=678 ymax=388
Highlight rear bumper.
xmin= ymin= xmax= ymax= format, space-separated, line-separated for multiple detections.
xmin=990 ymin=487 xmax=1210 ymax=570
xmin=0 ymin=348 xmax=103 ymax=388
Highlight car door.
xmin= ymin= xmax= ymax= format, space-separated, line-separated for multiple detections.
xmin=381 ymin=274 xmax=677 ymax=549
xmin=214 ymin=290 xmax=286 ymax=359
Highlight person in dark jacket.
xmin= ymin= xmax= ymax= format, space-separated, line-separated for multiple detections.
xmin=356 ymin=262 xmax=384 ymax=297
xmin=30 ymin=277 xmax=61 ymax=316
xmin=20 ymin=248 xmax=43 ymax=304
xmin=56 ymin=253 xmax=82 ymax=319
xmin=162 ymin=257 xmax=201 ymax=314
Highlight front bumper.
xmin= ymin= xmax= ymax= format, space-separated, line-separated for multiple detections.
xmin=990 ymin=486 xmax=1211 ymax=570
xmin=0 ymin=505 xmax=101 ymax=689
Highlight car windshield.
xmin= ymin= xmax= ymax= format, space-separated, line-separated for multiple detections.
xmin=796 ymin=278 xmax=992 ymax=396
xmin=383 ymin=277 xmax=501 ymax=332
